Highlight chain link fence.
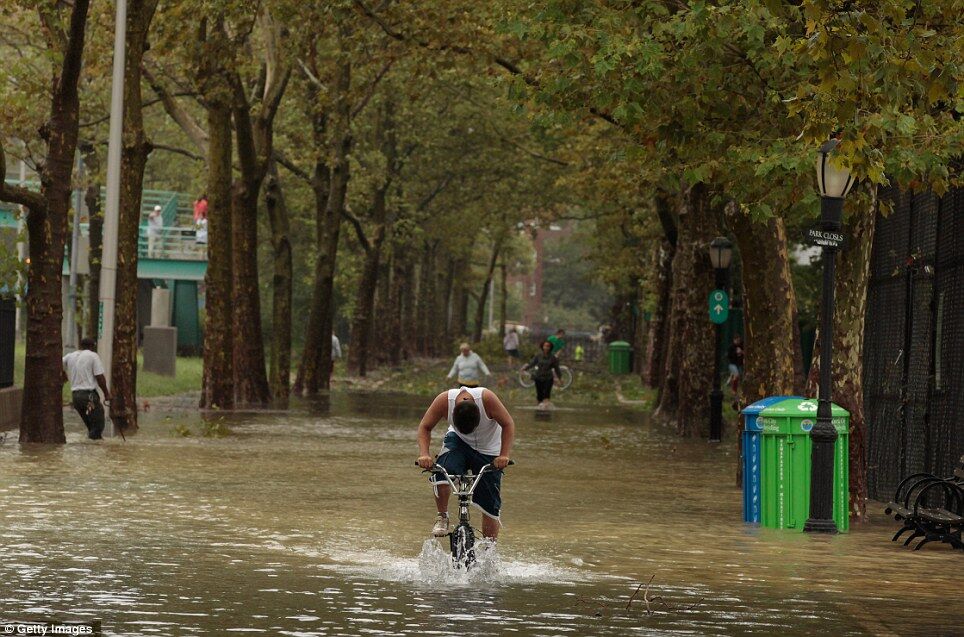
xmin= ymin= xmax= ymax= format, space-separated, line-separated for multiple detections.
xmin=865 ymin=185 xmax=963 ymax=500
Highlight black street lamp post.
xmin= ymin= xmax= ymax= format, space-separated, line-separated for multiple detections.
xmin=804 ymin=137 xmax=854 ymax=534
xmin=708 ymin=236 xmax=733 ymax=443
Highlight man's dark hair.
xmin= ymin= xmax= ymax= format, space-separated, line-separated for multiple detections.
xmin=80 ymin=338 xmax=96 ymax=350
xmin=556 ymin=328 xmax=565 ymax=335
xmin=452 ymin=400 xmax=480 ymax=435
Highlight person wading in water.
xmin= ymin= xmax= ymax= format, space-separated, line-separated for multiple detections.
xmin=416 ymin=386 xmax=515 ymax=539
xmin=62 ymin=338 xmax=112 ymax=440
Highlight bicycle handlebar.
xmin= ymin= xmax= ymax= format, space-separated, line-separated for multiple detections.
xmin=414 ymin=460 xmax=514 ymax=496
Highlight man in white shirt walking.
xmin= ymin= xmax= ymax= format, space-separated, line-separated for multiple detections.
xmin=62 ymin=338 xmax=112 ymax=440
xmin=446 ymin=342 xmax=491 ymax=388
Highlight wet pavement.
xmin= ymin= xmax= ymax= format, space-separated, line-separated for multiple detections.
xmin=0 ymin=390 xmax=959 ymax=635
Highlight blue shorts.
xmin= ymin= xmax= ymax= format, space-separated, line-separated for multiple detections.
xmin=429 ymin=432 xmax=503 ymax=520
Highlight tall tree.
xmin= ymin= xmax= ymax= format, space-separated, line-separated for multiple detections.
xmin=197 ymin=16 xmax=235 ymax=410
xmin=0 ymin=0 xmax=91 ymax=443
xmin=110 ymin=0 xmax=160 ymax=432
xmin=264 ymin=161 xmax=292 ymax=401
xmin=227 ymin=10 xmax=290 ymax=406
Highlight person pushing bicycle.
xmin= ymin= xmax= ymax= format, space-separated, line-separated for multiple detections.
xmin=416 ymin=386 xmax=515 ymax=540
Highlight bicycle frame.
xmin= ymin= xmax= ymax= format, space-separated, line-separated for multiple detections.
xmin=430 ymin=463 xmax=497 ymax=527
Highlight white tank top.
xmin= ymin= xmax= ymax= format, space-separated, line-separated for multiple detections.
xmin=446 ymin=387 xmax=502 ymax=456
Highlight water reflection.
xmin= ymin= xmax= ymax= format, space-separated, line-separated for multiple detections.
xmin=0 ymin=391 xmax=959 ymax=636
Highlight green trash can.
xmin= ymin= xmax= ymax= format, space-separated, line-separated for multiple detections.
xmin=759 ymin=398 xmax=850 ymax=532
xmin=608 ymin=341 xmax=632 ymax=375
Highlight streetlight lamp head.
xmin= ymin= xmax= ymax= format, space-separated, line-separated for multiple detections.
xmin=709 ymin=236 xmax=733 ymax=270
xmin=815 ymin=138 xmax=855 ymax=200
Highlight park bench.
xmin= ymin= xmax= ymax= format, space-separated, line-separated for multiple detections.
xmin=884 ymin=456 xmax=964 ymax=551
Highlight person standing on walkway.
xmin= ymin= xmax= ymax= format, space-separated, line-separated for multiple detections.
xmin=523 ymin=340 xmax=562 ymax=409
xmin=147 ymin=205 xmax=164 ymax=257
xmin=446 ymin=343 xmax=490 ymax=388
xmin=193 ymin=194 xmax=208 ymax=222
xmin=503 ymin=328 xmax=520 ymax=365
xmin=332 ymin=333 xmax=342 ymax=360
xmin=727 ymin=335 xmax=744 ymax=394
xmin=62 ymin=338 xmax=112 ymax=440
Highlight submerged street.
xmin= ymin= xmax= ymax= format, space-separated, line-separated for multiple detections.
xmin=1 ymin=391 xmax=958 ymax=636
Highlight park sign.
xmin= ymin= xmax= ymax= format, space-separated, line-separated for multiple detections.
xmin=708 ymin=289 xmax=729 ymax=324
xmin=806 ymin=227 xmax=846 ymax=249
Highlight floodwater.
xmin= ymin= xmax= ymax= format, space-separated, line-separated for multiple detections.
xmin=0 ymin=391 xmax=959 ymax=636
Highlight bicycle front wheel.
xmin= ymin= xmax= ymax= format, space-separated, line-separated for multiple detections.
xmin=557 ymin=366 xmax=573 ymax=390
xmin=450 ymin=523 xmax=476 ymax=569
xmin=517 ymin=369 xmax=535 ymax=388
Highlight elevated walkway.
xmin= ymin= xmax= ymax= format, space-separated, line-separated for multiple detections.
xmin=3 ymin=176 xmax=206 ymax=352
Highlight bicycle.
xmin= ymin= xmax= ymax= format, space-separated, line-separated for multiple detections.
xmin=417 ymin=460 xmax=514 ymax=570
xmin=518 ymin=365 xmax=573 ymax=390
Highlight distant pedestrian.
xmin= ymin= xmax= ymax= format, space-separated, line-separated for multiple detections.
xmin=523 ymin=340 xmax=561 ymax=409
xmin=332 ymin=334 xmax=342 ymax=359
xmin=62 ymin=338 xmax=112 ymax=440
xmin=193 ymin=194 xmax=208 ymax=222
xmin=147 ymin=205 xmax=163 ymax=257
xmin=503 ymin=327 xmax=520 ymax=365
xmin=195 ymin=216 xmax=208 ymax=245
xmin=447 ymin=343 xmax=490 ymax=388
xmin=547 ymin=328 xmax=567 ymax=357
xmin=727 ymin=335 xmax=744 ymax=394
xmin=573 ymin=343 xmax=585 ymax=362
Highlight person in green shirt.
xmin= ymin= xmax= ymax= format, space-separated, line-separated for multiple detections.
xmin=547 ymin=329 xmax=566 ymax=357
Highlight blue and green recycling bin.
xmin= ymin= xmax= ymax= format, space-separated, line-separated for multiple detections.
xmin=759 ymin=398 xmax=850 ymax=532
xmin=741 ymin=396 xmax=800 ymax=523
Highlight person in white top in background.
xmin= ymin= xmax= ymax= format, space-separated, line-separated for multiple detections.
xmin=416 ymin=386 xmax=515 ymax=539
xmin=332 ymin=333 xmax=342 ymax=360
xmin=503 ymin=327 xmax=520 ymax=365
xmin=446 ymin=342 xmax=490 ymax=388
xmin=62 ymin=338 xmax=112 ymax=440
xmin=147 ymin=204 xmax=164 ymax=257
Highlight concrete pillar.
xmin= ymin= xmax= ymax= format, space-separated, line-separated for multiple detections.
xmin=150 ymin=288 xmax=171 ymax=327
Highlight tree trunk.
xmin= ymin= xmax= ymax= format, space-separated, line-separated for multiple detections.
xmin=657 ymin=184 xmax=718 ymax=437
xmin=85 ymin=183 xmax=102 ymax=340
xmin=806 ymin=194 xmax=876 ymax=522
xmin=645 ymin=242 xmax=673 ymax=387
xmin=0 ymin=0 xmax=91 ymax=442
xmin=347 ymin=102 xmax=395 ymax=377
xmin=110 ymin=0 xmax=159 ymax=433
xmin=292 ymin=156 xmax=328 ymax=396
xmin=372 ymin=254 xmax=392 ymax=367
xmin=264 ymin=162 xmax=292 ymax=402
xmin=472 ymin=238 xmax=502 ymax=343
xmin=450 ymin=276 xmax=468 ymax=341
xmin=294 ymin=52 xmax=350 ymax=394
xmin=415 ymin=243 xmax=436 ymax=355
xmin=387 ymin=252 xmax=405 ymax=366
xmin=199 ymin=99 xmax=234 ymax=409
xmin=226 ymin=40 xmax=289 ymax=406
xmin=728 ymin=207 xmax=799 ymax=402
xmin=400 ymin=258 xmax=417 ymax=360
xmin=647 ymin=192 xmax=677 ymax=389
xmin=498 ymin=263 xmax=507 ymax=337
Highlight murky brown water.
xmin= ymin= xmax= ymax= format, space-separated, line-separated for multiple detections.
xmin=1 ymin=391 xmax=960 ymax=636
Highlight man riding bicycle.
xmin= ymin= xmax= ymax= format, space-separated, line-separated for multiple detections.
xmin=416 ymin=386 xmax=515 ymax=540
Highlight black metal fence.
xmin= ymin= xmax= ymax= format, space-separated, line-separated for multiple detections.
xmin=864 ymin=185 xmax=963 ymax=500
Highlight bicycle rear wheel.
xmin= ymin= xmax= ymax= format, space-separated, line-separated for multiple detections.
xmin=557 ymin=366 xmax=573 ymax=390
xmin=517 ymin=369 xmax=535 ymax=388
xmin=449 ymin=523 xmax=476 ymax=569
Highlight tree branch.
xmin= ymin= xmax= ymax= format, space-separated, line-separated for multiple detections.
xmin=0 ymin=143 xmax=45 ymax=213
xmin=143 ymin=64 xmax=209 ymax=154
xmin=343 ymin=208 xmax=371 ymax=253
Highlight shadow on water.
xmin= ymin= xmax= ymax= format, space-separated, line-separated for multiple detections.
xmin=0 ymin=389 xmax=958 ymax=636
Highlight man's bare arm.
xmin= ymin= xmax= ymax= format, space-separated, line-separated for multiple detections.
xmin=416 ymin=392 xmax=448 ymax=467
xmin=95 ymin=374 xmax=111 ymax=402
xmin=483 ymin=390 xmax=515 ymax=468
